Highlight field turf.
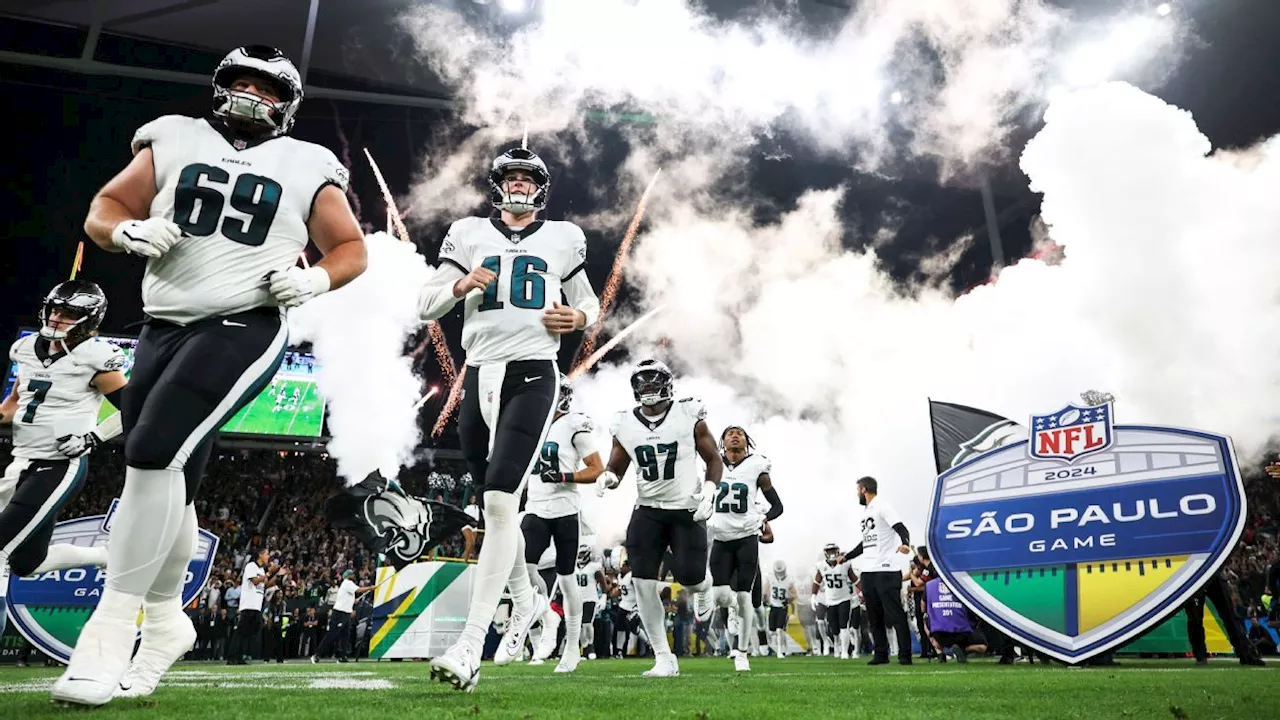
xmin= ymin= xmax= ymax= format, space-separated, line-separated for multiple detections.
xmin=219 ymin=377 xmax=324 ymax=437
xmin=0 ymin=655 xmax=1276 ymax=719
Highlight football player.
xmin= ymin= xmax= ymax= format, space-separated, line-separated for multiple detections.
xmin=813 ymin=543 xmax=859 ymax=659
xmin=416 ymin=146 xmax=600 ymax=692
xmin=0 ymin=282 xmax=127 ymax=637
xmin=706 ymin=424 xmax=782 ymax=671
xmin=515 ymin=374 xmax=604 ymax=673
xmin=596 ymin=359 xmax=722 ymax=677
xmin=54 ymin=45 xmax=367 ymax=706
xmin=573 ymin=545 xmax=608 ymax=660
xmin=764 ymin=560 xmax=796 ymax=659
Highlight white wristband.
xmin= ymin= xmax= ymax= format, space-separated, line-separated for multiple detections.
xmin=304 ymin=266 xmax=332 ymax=296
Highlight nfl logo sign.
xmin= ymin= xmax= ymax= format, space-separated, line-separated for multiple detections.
xmin=1030 ymin=402 xmax=1114 ymax=463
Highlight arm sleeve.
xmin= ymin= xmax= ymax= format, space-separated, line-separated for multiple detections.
xmin=842 ymin=543 xmax=865 ymax=560
xmin=562 ymin=272 xmax=600 ymax=329
xmin=892 ymin=522 xmax=911 ymax=547
xmin=761 ymin=485 xmax=783 ymax=521
xmin=417 ymin=263 xmax=466 ymax=321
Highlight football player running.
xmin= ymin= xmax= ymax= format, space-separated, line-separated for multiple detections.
xmin=572 ymin=545 xmax=608 ymax=659
xmin=416 ymin=147 xmax=600 ymax=691
xmin=707 ymin=425 xmax=782 ymax=672
xmin=517 ymin=374 xmax=604 ymax=672
xmin=0 ymin=283 xmax=128 ymax=637
xmin=764 ymin=561 xmax=796 ymax=658
xmin=54 ymin=45 xmax=366 ymax=706
xmin=597 ymin=359 xmax=722 ymax=677
xmin=813 ymin=543 xmax=859 ymax=659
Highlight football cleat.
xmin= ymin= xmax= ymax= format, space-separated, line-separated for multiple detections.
xmin=429 ymin=643 xmax=480 ymax=693
xmin=116 ymin=602 xmax=197 ymax=698
xmin=494 ymin=593 xmax=548 ymax=666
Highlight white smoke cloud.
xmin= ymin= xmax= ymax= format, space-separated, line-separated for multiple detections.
xmin=289 ymin=233 xmax=430 ymax=485
xmin=390 ymin=2 xmax=1258 ymax=578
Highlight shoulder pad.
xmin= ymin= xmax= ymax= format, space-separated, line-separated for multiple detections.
xmin=607 ymin=409 xmax=630 ymax=436
xmin=570 ymin=413 xmax=595 ymax=434
xmin=677 ymin=396 xmax=707 ymax=422
xmin=311 ymin=145 xmax=351 ymax=193
xmin=756 ymin=454 xmax=772 ymax=475
xmin=9 ymin=335 xmax=31 ymax=363
xmin=131 ymin=115 xmax=191 ymax=156
xmin=75 ymin=339 xmax=127 ymax=373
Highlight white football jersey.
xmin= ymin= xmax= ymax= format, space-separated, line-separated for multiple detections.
xmin=818 ymin=561 xmax=854 ymax=606
xmin=525 ymin=412 xmax=598 ymax=519
xmin=708 ymin=453 xmax=770 ymax=542
xmin=8 ymin=336 xmax=124 ymax=461
xmin=574 ymin=561 xmax=602 ymax=606
xmin=131 ymin=115 xmax=349 ymax=324
xmin=608 ymin=397 xmax=707 ymax=510
xmin=439 ymin=216 xmax=592 ymax=366
xmin=768 ymin=576 xmax=793 ymax=608
xmin=618 ymin=571 xmax=637 ymax=612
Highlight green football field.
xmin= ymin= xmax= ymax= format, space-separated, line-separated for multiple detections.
xmin=0 ymin=656 xmax=1275 ymax=719
xmin=219 ymin=377 xmax=325 ymax=437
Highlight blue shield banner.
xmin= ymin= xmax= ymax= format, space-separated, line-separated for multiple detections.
xmin=928 ymin=422 xmax=1245 ymax=663
xmin=4 ymin=499 xmax=219 ymax=663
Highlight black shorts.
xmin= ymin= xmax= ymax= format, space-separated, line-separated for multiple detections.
xmin=850 ymin=605 xmax=863 ymax=630
xmin=827 ymin=600 xmax=851 ymax=630
xmin=457 ymin=360 xmax=559 ymax=496
xmin=710 ymin=536 xmax=759 ymax=592
xmin=124 ymin=307 xmax=286 ymax=499
xmin=815 ymin=604 xmax=827 ymax=622
xmin=582 ymin=601 xmax=596 ymax=622
xmin=933 ymin=629 xmax=986 ymax=649
xmin=769 ymin=605 xmax=789 ymax=631
xmin=624 ymin=505 xmax=708 ymax=585
xmin=522 ymin=513 xmax=578 ymax=575
xmin=0 ymin=457 xmax=88 ymax=576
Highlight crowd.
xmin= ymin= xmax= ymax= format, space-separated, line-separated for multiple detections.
xmin=1 ymin=438 xmax=1277 ymax=665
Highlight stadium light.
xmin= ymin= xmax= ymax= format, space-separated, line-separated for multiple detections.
xmin=889 ymin=90 xmax=904 ymax=105
xmin=1156 ymin=3 xmax=1172 ymax=17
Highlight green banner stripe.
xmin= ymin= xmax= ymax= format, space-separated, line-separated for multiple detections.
xmin=376 ymin=563 xmax=468 ymax=654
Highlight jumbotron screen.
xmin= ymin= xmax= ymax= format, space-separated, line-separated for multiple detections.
xmin=5 ymin=330 xmax=326 ymax=438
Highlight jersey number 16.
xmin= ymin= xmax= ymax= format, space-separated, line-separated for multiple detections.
xmin=477 ymin=255 xmax=548 ymax=312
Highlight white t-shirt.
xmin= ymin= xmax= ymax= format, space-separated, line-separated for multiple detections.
xmin=861 ymin=496 xmax=905 ymax=572
xmin=334 ymin=578 xmax=359 ymax=614
xmin=239 ymin=561 xmax=266 ymax=612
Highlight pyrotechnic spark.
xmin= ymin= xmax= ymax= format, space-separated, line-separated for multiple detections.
xmin=414 ymin=385 xmax=441 ymax=410
xmin=329 ymin=101 xmax=362 ymax=220
xmin=573 ymin=168 xmax=662 ymax=365
xmin=432 ymin=366 xmax=468 ymax=437
xmin=569 ymin=305 xmax=665 ymax=380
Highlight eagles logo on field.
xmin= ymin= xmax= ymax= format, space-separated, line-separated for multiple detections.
xmin=927 ymin=400 xmax=1246 ymax=663
xmin=5 ymin=500 xmax=219 ymax=663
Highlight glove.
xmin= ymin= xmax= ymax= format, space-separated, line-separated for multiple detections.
xmin=111 ymin=218 xmax=183 ymax=258
xmin=595 ymin=470 xmax=619 ymax=497
xmin=540 ymin=467 xmax=573 ymax=484
xmin=810 ymin=595 xmax=819 ymax=611
xmin=693 ymin=487 xmax=714 ymax=523
xmin=268 ymin=267 xmax=331 ymax=307
xmin=57 ymin=432 xmax=102 ymax=459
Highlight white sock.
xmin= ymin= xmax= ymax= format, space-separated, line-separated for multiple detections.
xmin=839 ymin=628 xmax=851 ymax=655
xmin=713 ymin=585 xmax=734 ymax=608
xmin=458 ymin=491 xmax=521 ymax=655
xmin=504 ymin=539 xmax=534 ymax=611
xmin=146 ymin=505 xmax=197 ymax=603
xmin=559 ymin=574 xmax=582 ymax=655
xmin=106 ymin=468 xmax=185 ymax=596
xmin=526 ymin=563 xmax=546 ymax=597
xmin=776 ymin=629 xmax=787 ymax=655
xmin=633 ymin=578 xmax=671 ymax=656
xmin=735 ymin=591 xmax=753 ymax=654
xmin=581 ymin=616 xmax=594 ymax=651
xmin=142 ymin=595 xmax=186 ymax=625
xmin=31 ymin=544 xmax=108 ymax=575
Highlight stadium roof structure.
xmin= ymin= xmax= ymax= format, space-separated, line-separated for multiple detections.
xmin=0 ymin=0 xmax=854 ymax=112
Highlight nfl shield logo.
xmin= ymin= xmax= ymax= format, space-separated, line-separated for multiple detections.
xmin=928 ymin=408 xmax=1247 ymax=664
xmin=233 ymin=138 xmax=247 ymax=150
xmin=1030 ymin=402 xmax=1114 ymax=463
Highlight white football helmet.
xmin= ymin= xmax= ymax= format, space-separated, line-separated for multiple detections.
xmin=823 ymin=543 xmax=841 ymax=566
xmin=488 ymin=147 xmax=550 ymax=215
xmin=212 ymin=45 xmax=304 ymax=137
xmin=773 ymin=560 xmax=787 ymax=581
xmin=557 ymin=372 xmax=573 ymax=414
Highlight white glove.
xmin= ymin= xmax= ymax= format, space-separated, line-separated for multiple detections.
xmin=595 ymin=470 xmax=619 ymax=497
xmin=57 ymin=432 xmax=102 ymax=459
xmin=693 ymin=487 xmax=715 ymax=523
xmin=810 ymin=595 xmax=819 ymax=611
xmin=268 ymin=267 xmax=331 ymax=307
xmin=111 ymin=218 xmax=183 ymax=258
